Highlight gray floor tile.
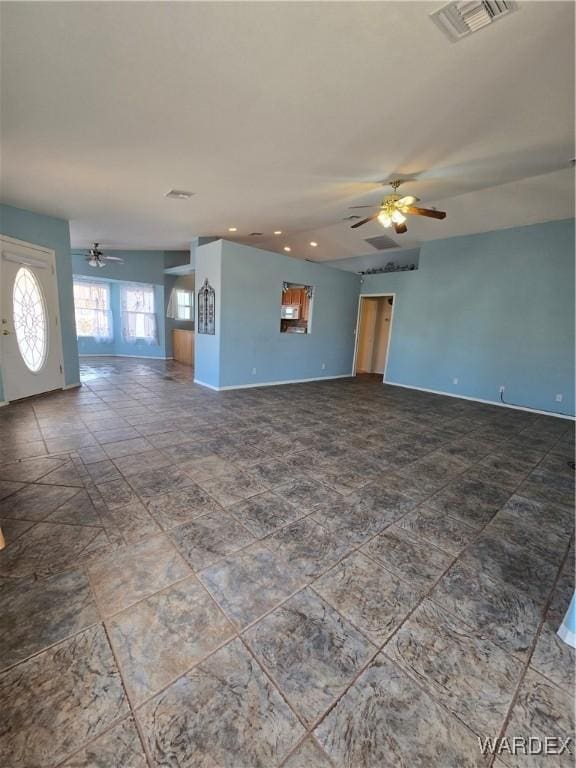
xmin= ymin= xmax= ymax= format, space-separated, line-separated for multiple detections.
xmin=265 ymin=518 xmax=351 ymax=580
xmin=314 ymin=653 xmax=489 ymax=767
xmin=0 ymin=483 xmax=80 ymax=521
xmin=200 ymin=542 xmax=305 ymax=627
xmin=197 ymin=468 xmax=268 ymax=507
xmin=273 ymin=477 xmax=344 ymax=512
xmin=398 ymin=505 xmax=478 ymax=555
xmin=0 ymin=624 xmax=128 ymax=768
xmin=111 ymin=449 xmax=172 ymax=477
xmin=530 ymin=621 xmax=575 ymax=694
xmin=126 ymin=465 xmax=197 ymax=497
xmin=108 ymin=575 xmax=234 ymax=703
xmin=364 ymin=526 xmax=452 ymax=590
xmin=245 ymin=589 xmax=375 ymax=725
xmin=312 ymin=493 xmax=394 ymax=545
xmin=59 ymin=717 xmax=147 ymax=767
xmin=431 ymin=560 xmax=543 ymax=660
xmin=88 ymin=534 xmax=191 ymax=616
xmin=145 ymin=484 xmax=224 ymax=529
xmin=229 ymin=491 xmax=303 ymax=538
xmin=460 ymin=535 xmax=559 ymax=605
xmin=384 ymin=599 xmax=523 ymax=734
xmin=137 ymin=638 xmax=304 ymax=767
xmin=314 ymin=551 xmax=423 ymax=645
xmin=170 ymin=510 xmax=255 ymax=570
xmin=0 ymin=521 xmax=102 ymax=579
xmin=282 ymin=738 xmax=335 ymax=768
xmin=103 ymin=437 xmax=153 ymax=459
xmin=0 ymin=569 xmax=99 ymax=671
xmin=500 ymin=494 xmax=574 ymax=540
xmin=501 ymin=669 xmax=574 ymax=768
xmin=427 ymin=477 xmax=511 ymax=528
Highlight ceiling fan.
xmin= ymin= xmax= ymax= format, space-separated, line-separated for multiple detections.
xmin=86 ymin=243 xmax=124 ymax=268
xmin=349 ymin=180 xmax=446 ymax=234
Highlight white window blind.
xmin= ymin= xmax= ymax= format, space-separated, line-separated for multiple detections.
xmin=121 ymin=284 xmax=157 ymax=342
xmin=73 ymin=280 xmax=112 ymax=340
xmin=175 ymin=289 xmax=194 ymax=320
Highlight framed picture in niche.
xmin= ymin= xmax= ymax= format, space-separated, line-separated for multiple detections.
xmin=197 ymin=278 xmax=216 ymax=334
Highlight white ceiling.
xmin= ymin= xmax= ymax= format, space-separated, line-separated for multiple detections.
xmin=1 ymin=1 xmax=574 ymax=262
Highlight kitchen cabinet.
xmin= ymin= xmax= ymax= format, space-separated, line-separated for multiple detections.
xmin=172 ymin=329 xmax=194 ymax=365
xmin=282 ymin=287 xmax=310 ymax=320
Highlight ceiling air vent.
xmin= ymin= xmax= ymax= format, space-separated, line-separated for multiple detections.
xmin=364 ymin=235 xmax=398 ymax=251
xmin=430 ymin=1 xmax=517 ymax=42
xmin=165 ymin=189 xmax=195 ymax=199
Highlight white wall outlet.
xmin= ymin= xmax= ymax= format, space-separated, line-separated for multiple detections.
xmin=499 ymin=385 xmax=505 ymax=394
xmin=555 ymin=394 xmax=563 ymax=403
xmin=321 ymin=362 xmax=326 ymax=370
xmin=251 ymin=367 xmax=257 ymax=375
xmin=452 ymin=377 xmax=458 ymax=385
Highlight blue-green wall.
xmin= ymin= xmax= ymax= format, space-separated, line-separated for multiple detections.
xmin=195 ymin=240 xmax=360 ymax=389
xmin=72 ymin=249 xmax=189 ymax=359
xmin=0 ymin=204 xmax=80 ymax=400
xmin=194 ymin=241 xmax=223 ymax=388
xmin=361 ymin=219 xmax=575 ymax=416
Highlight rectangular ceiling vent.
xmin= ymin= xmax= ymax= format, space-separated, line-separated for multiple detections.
xmin=165 ymin=189 xmax=195 ymax=199
xmin=364 ymin=234 xmax=398 ymax=251
xmin=430 ymin=1 xmax=517 ymax=42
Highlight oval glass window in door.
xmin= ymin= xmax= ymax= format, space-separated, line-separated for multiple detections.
xmin=12 ymin=266 xmax=48 ymax=372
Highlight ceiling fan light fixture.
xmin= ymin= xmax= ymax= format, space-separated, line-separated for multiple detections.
xmin=378 ymin=212 xmax=393 ymax=228
xmin=88 ymin=257 xmax=99 ymax=268
xmin=391 ymin=210 xmax=407 ymax=225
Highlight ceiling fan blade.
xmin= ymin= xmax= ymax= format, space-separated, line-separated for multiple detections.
xmin=393 ymin=222 xmax=408 ymax=234
xmin=396 ymin=195 xmax=419 ymax=207
xmin=406 ymin=206 xmax=446 ymax=220
xmin=350 ymin=213 xmax=380 ymax=229
xmin=103 ymin=256 xmax=124 ymax=262
xmin=348 ymin=205 xmax=378 ymax=209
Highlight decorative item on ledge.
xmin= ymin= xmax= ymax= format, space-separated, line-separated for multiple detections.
xmin=197 ymin=278 xmax=216 ymax=335
xmin=283 ymin=281 xmax=314 ymax=299
xmin=359 ymin=261 xmax=417 ymax=276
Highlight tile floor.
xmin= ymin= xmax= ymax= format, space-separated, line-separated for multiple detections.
xmin=0 ymin=356 xmax=574 ymax=767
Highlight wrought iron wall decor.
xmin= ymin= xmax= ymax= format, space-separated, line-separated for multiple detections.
xmin=197 ymin=278 xmax=216 ymax=335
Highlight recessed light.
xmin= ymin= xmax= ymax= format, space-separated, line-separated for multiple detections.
xmin=165 ymin=189 xmax=195 ymax=199
xmin=274 ymin=230 xmax=282 ymax=235
xmin=309 ymin=241 xmax=318 ymax=247
xmin=283 ymin=246 xmax=291 ymax=252
xmin=228 ymin=227 xmax=238 ymax=232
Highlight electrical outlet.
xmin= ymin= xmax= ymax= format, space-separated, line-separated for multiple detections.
xmin=452 ymin=377 xmax=458 ymax=385
xmin=321 ymin=362 xmax=326 ymax=370
xmin=251 ymin=367 xmax=257 ymax=375
xmin=499 ymin=385 xmax=505 ymax=394
xmin=555 ymin=394 xmax=563 ymax=403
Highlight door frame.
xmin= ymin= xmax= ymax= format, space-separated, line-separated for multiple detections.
xmin=0 ymin=234 xmax=65 ymax=403
xmin=352 ymin=292 xmax=396 ymax=382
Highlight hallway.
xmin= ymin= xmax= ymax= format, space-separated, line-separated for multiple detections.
xmin=0 ymin=357 xmax=574 ymax=767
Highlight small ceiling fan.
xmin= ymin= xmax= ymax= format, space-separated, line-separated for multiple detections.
xmin=86 ymin=243 xmax=124 ymax=268
xmin=349 ymin=180 xmax=446 ymax=234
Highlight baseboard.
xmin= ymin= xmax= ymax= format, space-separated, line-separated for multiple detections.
xmin=194 ymin=374 xmax=353 ymax=392
xmin=0 ymin=400 xmax=8 ymax=408
xmin=384 ymin=380 xmax=575 ymax=420
xmin=62 ymin=382 xmax=81 ymax=390
xmin=79 ymin=354 xmax=172 ymax=360
xmin=193 ymin=379 xmax=220 ymax=391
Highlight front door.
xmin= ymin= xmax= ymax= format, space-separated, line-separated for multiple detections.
xmin=1 ymin=236 xmax=64 ymax=401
